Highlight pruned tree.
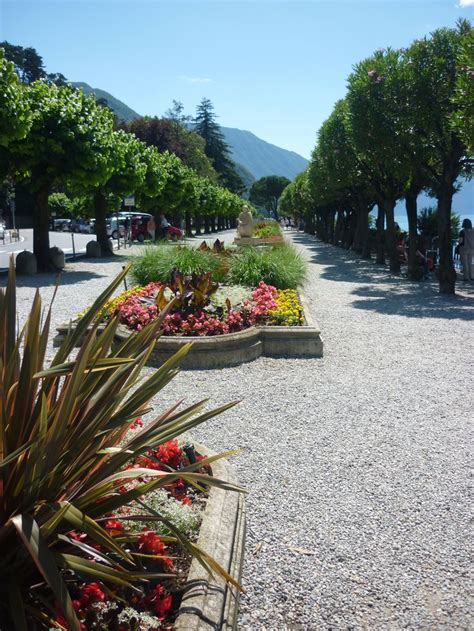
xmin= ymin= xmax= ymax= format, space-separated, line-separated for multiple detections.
xmin=249 ymin=175 xmax=291 ymax=219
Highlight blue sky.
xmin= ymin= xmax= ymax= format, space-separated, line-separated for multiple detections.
xmin=2 ymin=0 xmax=473 ymax=159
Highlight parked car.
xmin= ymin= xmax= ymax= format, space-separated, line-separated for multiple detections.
xmin=79 ymin=219 xmax=95 ymax=234
xmin=131 ymin=216 xmax=150 ymax=242
xmin=52 ymin=218 xmax=71 ymax=231
xmin=106 ymin=217 xmax=125 ymax=239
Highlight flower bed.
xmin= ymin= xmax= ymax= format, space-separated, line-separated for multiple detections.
xmin=49 ymin=420 xmax=229 ymax=630
xmin=98 ymin=278 xmax=305 ymax=336
xmin=55 ymin=277 xmax=323 ymax=368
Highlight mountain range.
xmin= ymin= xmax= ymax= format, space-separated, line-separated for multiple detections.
xmin=71 ymin=82 xmax=308 ymax=181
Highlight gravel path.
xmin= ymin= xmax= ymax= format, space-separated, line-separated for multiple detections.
xmin=4 ymin=232 xmax=473 ymax=629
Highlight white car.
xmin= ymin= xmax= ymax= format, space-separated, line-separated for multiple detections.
xmin=106 ymin=217 xmax=126 ymax=239
xmin=79 ymin=219 xmax=96 ymax=234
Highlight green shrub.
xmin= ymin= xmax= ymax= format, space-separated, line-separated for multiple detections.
xmin=129 ymin=245 xmax=227 ymax=285
xmin=226 ymin=243 xmax=307 ymax=289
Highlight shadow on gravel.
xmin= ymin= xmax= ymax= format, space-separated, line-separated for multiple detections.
xmin=292 ymin=232 xmax=474 ymax=321
xmin=12 ymin=270 xmax=107 ymax=288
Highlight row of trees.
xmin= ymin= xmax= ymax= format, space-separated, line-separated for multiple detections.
xmin=279 ymin=20 xmax=473 ymax=293
xmin=0 ymin=50 xmax=245 ymax=269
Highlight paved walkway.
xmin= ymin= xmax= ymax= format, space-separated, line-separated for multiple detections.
xmin=151 ymin=231 xmax=473 ymax=629
xmin=5 ymin=231 xmax=473 ymax=629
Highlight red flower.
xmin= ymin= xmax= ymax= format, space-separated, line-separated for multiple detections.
xmin=146 ymin=584 xmax=173 ymax=620
xmin=138 ymin=530 xmax=166 ymax=556
xmin=105 ymin=518 xmax=124 ymax=536
xmin=130 ymin=417 xmax=143 ymax=430
xmin=78 ymin=582 xmax=106 ymax=608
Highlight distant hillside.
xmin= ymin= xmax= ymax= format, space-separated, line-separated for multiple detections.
xmin=71 ymin=82 xmax=140 ymax=122
xmin=70 ymin=83 xmax=308 ymax=179
xmin=221 ymin=127 xmax=308 ymax=180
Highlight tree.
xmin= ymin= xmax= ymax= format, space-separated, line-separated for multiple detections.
xmin=452 ymin=27 xmax=474 ymax=156
xmin=0 ymin=41 xmax=67 ymax=85
xmin=165 ymin=100 xmax=191 ymax=126
xmin=347 ymin=48 xmax=412 ymax=273
xmin=249 ymin=175 xmax=290 ymax=219
xmin=0 ymin=49 xmax=31 ymax=149
xmin=405 ymin=20 xmax=473 ymax=293
xmin=7 ymin=82 xmax=115 ymax=268
xmin=125 ymin=116 xmax=218 ymax=182
xmin=193 ymin=98 xmax=245 ymax=194
xmin=90 ymin=130 xmax=151 ymax=254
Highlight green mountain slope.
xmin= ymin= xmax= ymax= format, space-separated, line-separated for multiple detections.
xmin=71 ymin=82 xmax=140 ymax=122
xmin=221 ymin=127 xmax=308 ymax=180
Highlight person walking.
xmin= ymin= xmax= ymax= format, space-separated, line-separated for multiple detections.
xmin=459 ymin=218 xmax=474 ymax=281
xmin=147 ymin=216 xmax=156 ymax=241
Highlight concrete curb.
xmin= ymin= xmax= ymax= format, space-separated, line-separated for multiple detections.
xmin=175 ymin=445 xmax=246 ymax=631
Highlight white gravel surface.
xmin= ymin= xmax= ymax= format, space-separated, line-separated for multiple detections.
xmin=4 ymin=231 xmax=473 ymax=629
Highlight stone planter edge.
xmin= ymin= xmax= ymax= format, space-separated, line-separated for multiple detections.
xmin=174 ymin=443 xmax=246 ymax=631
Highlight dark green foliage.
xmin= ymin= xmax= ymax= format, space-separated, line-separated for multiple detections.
xmin=124 ymin=115 xmax=218 ymax=181
xmin=1 ymin=41 xmax=66 ymax=85
xmin=194 ymin=98 xmax=245 ymax=194
xmin=418 ymin=207 xmax=460 ymax=241
xmin=249 ymin=175 xmax=291 ymax=219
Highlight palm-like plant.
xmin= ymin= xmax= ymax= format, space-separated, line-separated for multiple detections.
xmin=0 ymin=261 xmax=242 ymax=630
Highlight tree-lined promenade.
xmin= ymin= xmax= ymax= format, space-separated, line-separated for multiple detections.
xmin=280 ymin=20 xmax=473 ymax=294
xmin=0 ymin=49 xmax=245 ymax=270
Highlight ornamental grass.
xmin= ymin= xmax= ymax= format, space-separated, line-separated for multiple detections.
xmin=226 ymin=243 xmax=307 ymax=289
xmin=129 ymin=245 xmax=228 ymax=286
xmin=0 ymin=260 xmax=243 ymax=630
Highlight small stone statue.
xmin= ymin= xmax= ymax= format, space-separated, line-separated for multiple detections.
xmin=237 ymin=205 xmax=253 ymax=238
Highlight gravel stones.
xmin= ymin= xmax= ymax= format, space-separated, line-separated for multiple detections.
xmin=5 ymin=233 xmax=473 ymax=629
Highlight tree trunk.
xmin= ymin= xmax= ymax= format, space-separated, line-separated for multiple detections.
xmin=437 ymin=185 xmax=456 ymax=294
xmin=94 ymin=191 xmax=111 ymax=255
xmin=327 ymin=210 xmax=335 ymax=243
xmin=185 ymin=211 xmax=192 ymax=237
xmin=383 ymin=198 xmax=400 ymax=274
xmin=359 ymin=206 xmax=371 ymax=259
xmin=194 ymin=215 xmax=202 ymax=236
xmin=203 ymin=217 xmax=210 ymax=234
xmin=33 ymin=187 xmax=51 ymax=271
xmin=375 ymin=203 xmax=385 ymax=265
xmin=344 ymin=210 xmax=356 ymax=250
xmin=334 ymin=211 xmax=344 ymax=246
xmin=405 ymin=191 xmax=421 ymax=280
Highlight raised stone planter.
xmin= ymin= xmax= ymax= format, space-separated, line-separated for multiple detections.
xmin=53 ymin=292 xmax=323 ymax=367
xmin=175 ymin=445 xmax=245 ymax=630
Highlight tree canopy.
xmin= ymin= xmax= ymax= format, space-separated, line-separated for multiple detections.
xmin=249 ymin=175 xmax=291 ymax=219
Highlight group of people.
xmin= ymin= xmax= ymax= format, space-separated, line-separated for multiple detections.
xmin=145 ymin=215 xmax=183 ymax=241
xmin=395 ymin=217 xmax=474 ymax=282
xmin=395 ymin=230 xmax=433 ymax=279
xmin=280 ymin=217 xmax=295 ymax=230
